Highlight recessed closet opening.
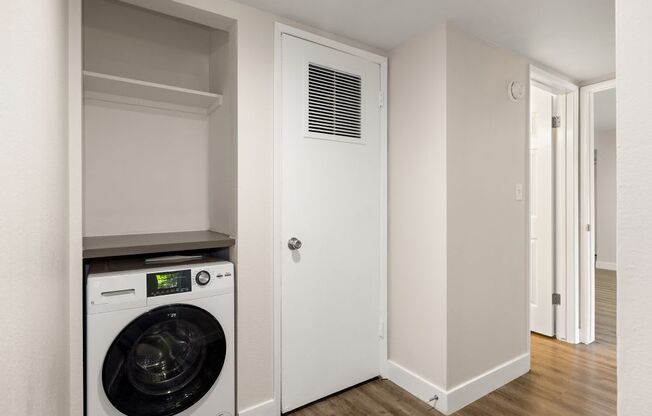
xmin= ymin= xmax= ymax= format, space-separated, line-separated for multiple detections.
xmin=82 ymin=0 xmax=237 ymax=241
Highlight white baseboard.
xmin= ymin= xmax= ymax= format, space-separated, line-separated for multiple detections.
xmin=387 ymin=353 xmax=530 ymax=415
xmin=238 ymin=399 xmax=277 ymax=416
xmin=596 ymin=261 xmax=617 ymax=271
xmin=386 ymin=360 xmax=447 ymax=413
xmin=446 ymin=353 xmax=530 ymax=413
xmin=245 ymin=355 xmax=528 ymax=416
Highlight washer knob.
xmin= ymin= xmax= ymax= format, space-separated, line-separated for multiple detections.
xmin=195 ymin=270 xmax=211 ymax=286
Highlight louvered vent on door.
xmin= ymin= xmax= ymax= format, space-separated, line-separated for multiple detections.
xmin=308 ymin=63 xmax=362 ymax=139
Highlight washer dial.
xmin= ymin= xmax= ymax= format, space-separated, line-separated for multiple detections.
xmin=195 ymin=270 xmax=211 ymax=286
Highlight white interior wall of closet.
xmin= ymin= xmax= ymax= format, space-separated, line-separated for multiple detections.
xmin=82 ymin=0 xmax=235 ymax=237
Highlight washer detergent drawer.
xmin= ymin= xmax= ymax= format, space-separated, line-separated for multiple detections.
xmin=87 ymin=273 xmax=146 ymax=314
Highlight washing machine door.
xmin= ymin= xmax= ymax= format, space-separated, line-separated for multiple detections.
xmin=102 ymin=304 xmax=226 ymax=416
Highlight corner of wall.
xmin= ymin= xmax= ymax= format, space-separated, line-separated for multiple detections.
xmin=386 ymin=352 xmax=529 ymax=415
xmin=444 ymin=353 xmax=529 ymax=413
xmin=443 ymin=20 xmax=530 ymax=406
xmin=386 ymin=360 xmax=448 ymax=414
xmin=386 ymin=17 xmax=449 ymax=393
xmin=383 ymin=17 xmax=535 ymax=416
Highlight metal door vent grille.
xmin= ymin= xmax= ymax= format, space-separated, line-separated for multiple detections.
xmin=308 ymin=63 xmax=362 ymax=139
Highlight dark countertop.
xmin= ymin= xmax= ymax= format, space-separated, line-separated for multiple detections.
xmin=83 ymin=230 xmax=235 ymax=259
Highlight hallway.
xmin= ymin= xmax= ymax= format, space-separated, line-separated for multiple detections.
xmin=290 ymin=270 xmax=617 ymax=416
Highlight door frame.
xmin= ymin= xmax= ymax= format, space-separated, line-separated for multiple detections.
xmin=579 ymin=79 xmax=616 ymax=344
xmin=529 ymin=84 xmax=556 ymax=337
xmin=273 ymin=22 xmax=388 ymax=415
xmin=528 ymin=66 xmax=580 ymax=344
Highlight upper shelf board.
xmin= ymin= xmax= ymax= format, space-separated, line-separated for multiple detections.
xmin=83 ymin=230 xmax=235 ymax=259
xmin=83 ymin=71 xmax=223 ymax=115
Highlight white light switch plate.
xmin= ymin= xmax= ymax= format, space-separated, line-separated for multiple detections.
xmin=515 ymin=184 xmax=523 ymax=201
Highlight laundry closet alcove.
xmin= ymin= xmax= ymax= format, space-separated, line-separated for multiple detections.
xmin=81 ymin=0 xmax=237 ymax=254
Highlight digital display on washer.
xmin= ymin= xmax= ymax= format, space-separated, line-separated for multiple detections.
xmin=156 ymin=272 xmax=179 ymax=289
xmin=147 ymin=269 xmax=191 ymax=297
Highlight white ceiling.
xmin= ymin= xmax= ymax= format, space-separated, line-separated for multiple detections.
xmin=234 ymin=0 xmax=614 ymax=83
xmin=595 ymin=88 xmax=616 ymax=131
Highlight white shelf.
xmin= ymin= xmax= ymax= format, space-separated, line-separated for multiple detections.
xmin=83 ymin=71 xmax=223 ymax=115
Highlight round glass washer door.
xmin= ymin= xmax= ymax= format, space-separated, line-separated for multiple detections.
xmin=102 ymin=304 xmax=226 ymax=416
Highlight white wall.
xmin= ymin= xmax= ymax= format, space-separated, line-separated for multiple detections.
xmin=209 ymin=29 xmax=238 ymax=236
xmin=82 ymin=0 xmax=234 ymax=237
xmin=0 ymin=1 xmax=71 ymax=415
xmin=84 ymin=0 xmax=214 ymax=91
xmin=83 ymin=102 xmax=211 ymax=235
xmin=595 ymin=129 xmax=617 ymax=267
xmin=446 ymin=25 xmax=529 ymax=389
xmin=617 ymin=0 xmax=652 ymax=413
xmin=388 ymin=22 xmax=448 ymax=389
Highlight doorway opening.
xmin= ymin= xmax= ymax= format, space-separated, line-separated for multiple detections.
xmin=580 ymin=80 xmax=617 ymax=347
xmin=528 ymin=66 xmax=579 ymax=342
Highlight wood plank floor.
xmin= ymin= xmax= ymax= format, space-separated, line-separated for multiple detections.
xmin=289 ymin=270 xmax=616 ymax=416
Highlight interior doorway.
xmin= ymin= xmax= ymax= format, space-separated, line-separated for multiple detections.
xmin=580 ymin=80 xmax=617 ymax=346
xmin=528 ymin=67 xmax=579 ymax=342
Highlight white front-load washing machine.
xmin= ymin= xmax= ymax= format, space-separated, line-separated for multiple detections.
xmin=86 ymin=258 xmax=234 ymax=416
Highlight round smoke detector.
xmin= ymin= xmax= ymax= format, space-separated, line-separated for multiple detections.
xmin=509 ymin=81 xmax=525 ymax=102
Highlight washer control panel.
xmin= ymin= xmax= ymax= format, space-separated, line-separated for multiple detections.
xmin=144 ymin=263 xmax=234 ymax=298
xmin=88 ymin=260 xmax=234 ymax=312
xmin=146 ymin=269 xmax=192 ymax=297
xmin=190 ymin=264 xmax=233 ymax=292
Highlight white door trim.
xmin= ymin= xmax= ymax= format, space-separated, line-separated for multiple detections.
xmin=579 ymin=78 xmax=616 ymax=345
xmin=529 ymin=66 xmax=580 ymax=344
xmin=273 ymin=22 xmax=387 ymax=416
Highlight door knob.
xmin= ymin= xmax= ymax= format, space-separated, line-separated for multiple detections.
xmin=288 ymin=237 xmax=302 ymax=250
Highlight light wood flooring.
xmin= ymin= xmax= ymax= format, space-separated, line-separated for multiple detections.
xmin=289 ymin=270 xmax=616 ymax=416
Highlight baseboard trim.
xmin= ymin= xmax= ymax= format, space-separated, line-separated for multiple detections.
xmin=446 ymin=353 xmax=530 ymax=413
xmin=596 ymin=261 xmax=617 ymax=271
xmin=244 ymin=355 xmax=529 ymax=416
xmin=238 ymin=399 xmax=276 ymax=416
xmin=387 ymin=353 xmax=530 ymax=415
xmin=386 ymin=360 xmax=447 ymax=413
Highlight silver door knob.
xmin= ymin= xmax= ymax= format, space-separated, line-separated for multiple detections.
xmin=288 ymin=237 xmax=302 ymax=250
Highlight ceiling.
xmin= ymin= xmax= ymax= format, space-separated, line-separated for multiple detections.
xmin=595 ymin=88 xmax=616 ymax=131
xmin=233 ymin=0 xmax=614 ymax=83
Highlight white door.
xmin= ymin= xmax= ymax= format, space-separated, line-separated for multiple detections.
xmin=280 ymin=34 xmax=382 ymax=412
xmin=530 ymin=85 xmax=555 ymax=336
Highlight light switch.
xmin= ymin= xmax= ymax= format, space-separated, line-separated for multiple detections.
xmin=515 ymin=184 xmax=524 ymax=201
